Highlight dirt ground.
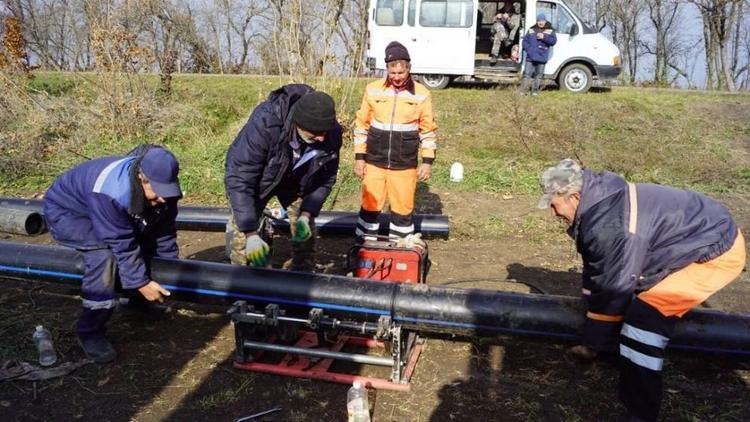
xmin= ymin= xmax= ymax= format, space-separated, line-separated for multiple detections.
xmin=1 ymin=191 xmax=749 ymax=421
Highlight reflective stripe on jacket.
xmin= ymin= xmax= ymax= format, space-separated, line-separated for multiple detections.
xmin=353 ymin=78 xmax=438 ymax=170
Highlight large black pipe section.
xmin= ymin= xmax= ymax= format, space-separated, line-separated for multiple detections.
xmin=0 ymin=207 xmax=47 ymax=236
xmin=0 ymin=198 xmax=449 ymax=238
xmin=1 ymin=240 xmax=749 ymax=356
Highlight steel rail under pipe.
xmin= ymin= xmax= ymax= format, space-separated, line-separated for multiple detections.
xmin=0 ymin=198 xmax=449 ymax=238
xmin=1 ymin=241 xmax=749 ymax=356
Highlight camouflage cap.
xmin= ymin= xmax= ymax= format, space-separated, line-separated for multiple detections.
xmin=537 ymin=159 xmax=584 ymax=209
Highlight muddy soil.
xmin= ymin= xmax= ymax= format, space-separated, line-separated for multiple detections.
xmin=1 ymin=191 xmax=749 ymax=421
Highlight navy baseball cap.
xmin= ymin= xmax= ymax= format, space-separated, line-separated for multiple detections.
xmin=140 ymin=148 xmax=182 ymax=198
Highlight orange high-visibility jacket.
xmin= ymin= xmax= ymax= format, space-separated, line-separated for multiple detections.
xmin=353 ymin=79 xmax=438 ymax=170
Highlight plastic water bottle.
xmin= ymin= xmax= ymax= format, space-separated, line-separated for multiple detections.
xmin=347 ymin=381 xmax=370 ymax=422
xmin=450 ymin=162 xmax=464 ymax=182
xmin=32 ymin=325 xmax=57 ymax=366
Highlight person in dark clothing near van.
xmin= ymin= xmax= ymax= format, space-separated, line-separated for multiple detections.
xmin=521 ymin=13 xmax=557 ymax=96
xmin=43 ymin=145 xmax=182 ymax=363
xmin=224 ymin=84 xmax=342 ymax=271
xmin=538 ymin=159 xmax=746 ymax=421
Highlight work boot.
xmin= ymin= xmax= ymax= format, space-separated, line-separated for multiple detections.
xmin=77 ymin=336 xmax=117 ymax=363
xmin=519 ymin=79 xmax=530 ymax=95
xmin=489 ymin=55 xmax=497 ymax=65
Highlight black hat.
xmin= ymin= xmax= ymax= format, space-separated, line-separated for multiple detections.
xmin=385 ymin=41 xmax=410 ymax=63
xmin=292 ymin=91 xmax=337 ymax=133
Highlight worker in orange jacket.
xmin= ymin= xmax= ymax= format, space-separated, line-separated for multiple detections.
xmin=353 ymin=41 xmax=438 ymax=240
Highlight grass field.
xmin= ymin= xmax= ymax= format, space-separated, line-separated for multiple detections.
xmin=2 ymin=72 xmax=749 ymax=207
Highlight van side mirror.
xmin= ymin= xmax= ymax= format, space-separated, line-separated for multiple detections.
xmin=569 ymin=23 xmax=579 ymax=36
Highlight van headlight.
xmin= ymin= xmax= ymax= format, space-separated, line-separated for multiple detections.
xmin=613 ymin=56 xmax=621 ymax=66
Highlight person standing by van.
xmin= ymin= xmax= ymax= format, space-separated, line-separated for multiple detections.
xmin=520 ymin=13 xmax=557 ymax=96
xmin=353 ymin=41 xmax=438 ymax=241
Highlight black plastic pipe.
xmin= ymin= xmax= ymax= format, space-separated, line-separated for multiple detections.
xmin=0 ymin=207 xmax=47 ymax=236
xmin=2 ymin=241 xmax=750 ymax=356
xmin=0 ymin=198 xmax=449 ymax=238
xmin=0 ymin=207 xmax=46 ymax=236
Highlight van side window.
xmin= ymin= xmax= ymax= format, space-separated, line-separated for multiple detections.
xmin=537 ymin=2 xmax=575 ymax=33
xmin=408 ymin=0 xmax=417 ymax=26
xmin=557 ymin=6 xmax=576 ymax=34
xmin=420 ymin=0 xmax=474 ymax=28
xmin=376 ymin=0 xmax=405 ymax=26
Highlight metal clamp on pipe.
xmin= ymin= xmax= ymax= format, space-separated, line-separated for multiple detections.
xmin=229 ymin=301 xmax=424 ymax=390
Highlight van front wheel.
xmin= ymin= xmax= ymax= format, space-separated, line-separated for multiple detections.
xmin=417 ymin=74 xmax=451 ymax=90
xmin=558 ymin=64 xmax=592 ymax=93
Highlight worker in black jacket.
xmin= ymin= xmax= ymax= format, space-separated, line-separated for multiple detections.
xmin=224 ymin=84 xmax=342 ymax=270
xmin=538 ymin=159 xmax=746 ymax=421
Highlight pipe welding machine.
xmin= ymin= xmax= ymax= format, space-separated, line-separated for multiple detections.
xmin=228 ymin=235 xmax=430 ymax=391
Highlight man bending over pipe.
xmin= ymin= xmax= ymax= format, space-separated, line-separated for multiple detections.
xmin=538 ymin=158 xmax=746 ymax=421
xmin=224 ymin=85 xmax=342 ymax=270
xmin=43 ymin=145 xmax=182 ymax=363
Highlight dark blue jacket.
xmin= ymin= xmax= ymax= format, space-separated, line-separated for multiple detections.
xmin=522 ymin=22 xmax=557 ymax=64
xmin=43 ymin=153 xmax=179 ymax=289
xmin=225 ymin=84 xmax=342 ymax=233
xmin=570 ymin=170 xmax=738 ymax=351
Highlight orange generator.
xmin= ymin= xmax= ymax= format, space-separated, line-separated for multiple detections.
xmin=351 ymin=238 xmax=429 ymax=284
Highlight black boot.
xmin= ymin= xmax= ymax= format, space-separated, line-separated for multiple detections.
xmin=77 ymin=307 xmax=116 ymax=363
xmin=77 ymin=336 xmax=117 ymax=363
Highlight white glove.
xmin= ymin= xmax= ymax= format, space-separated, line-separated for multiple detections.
xmin=396 ymin=233 xmax=426 ymax=248
xmin=245 ymin=234 xmax=270 ymax=267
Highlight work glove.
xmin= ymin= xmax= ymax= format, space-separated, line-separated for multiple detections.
xmin=245 ymin=234 xmax=270 ymax=267
xmin=396 ymin=233 xmax=426 ymax=249
xmin=292 ymin=215 xmax=312 ymax=243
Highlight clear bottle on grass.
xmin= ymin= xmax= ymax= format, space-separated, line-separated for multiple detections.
xmin=32 ymin=325 xmax=57 ymax=366
xmin=347 ymin=380 xmax=370 ymax=422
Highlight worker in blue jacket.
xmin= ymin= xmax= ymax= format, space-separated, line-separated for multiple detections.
xmin=521 ymin=13 xmax=557 ymax=96
xmin=43 ymin=145 xmax=182 ymax=363
xmin=225 ymin=84 xmax=341 ymax=271
xmin=538 ymin=159 xmax=746 ymax=421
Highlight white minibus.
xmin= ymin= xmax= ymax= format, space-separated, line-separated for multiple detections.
xmin=366 ymin=0 xmax=622 ymax=92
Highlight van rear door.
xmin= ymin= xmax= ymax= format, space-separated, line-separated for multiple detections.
xmin=411 ymin=0 xmax=477 ymax=75
xmin=369 ymin=0 xmax=413 ymax=69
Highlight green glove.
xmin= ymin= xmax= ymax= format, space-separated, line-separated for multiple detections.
xmin=245 ymin=234 xmax=270 ymax=267
xmin=292 ymin=215 xmax=312 ymax=243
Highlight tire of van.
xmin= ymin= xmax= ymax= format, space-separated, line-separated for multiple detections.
xmin=417 ymin=74 xmax=451 ymax=90
xmin=558 ymin=63 xmax=593 ymax=93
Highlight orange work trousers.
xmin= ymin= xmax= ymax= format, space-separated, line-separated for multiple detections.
xmin=361 ymin=164 xmax=417 ymax=216
xmin=638 ymin=230 xmax=746 ymax=317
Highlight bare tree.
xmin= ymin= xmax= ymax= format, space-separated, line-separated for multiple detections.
xmin=688 ymin=0 xmax=745 ymax=90
xmin=608 ymin=0 xmax=645 ymax=84
xmin=567 ymin=0 xmax=612 ymax=30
